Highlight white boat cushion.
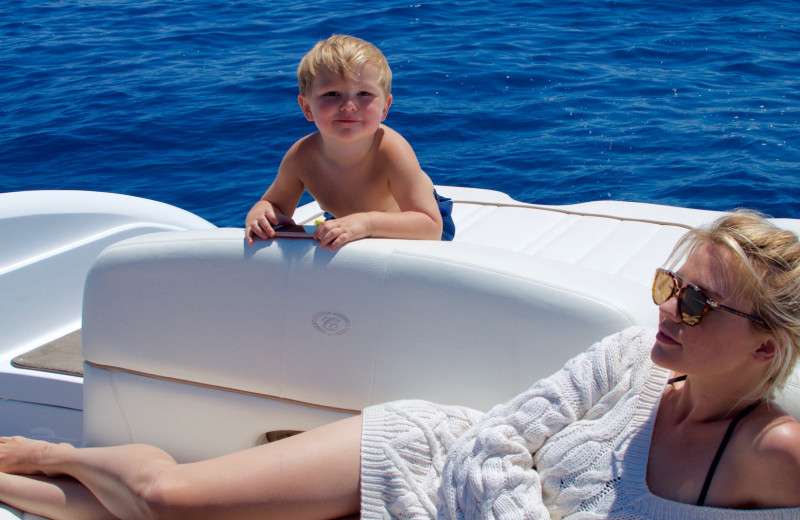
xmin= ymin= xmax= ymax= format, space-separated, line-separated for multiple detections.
xmin=82 ymin=230 xmax=655 ymax=459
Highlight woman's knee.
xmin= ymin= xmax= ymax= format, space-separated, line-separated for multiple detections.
xmin=135 ymin=465 xmax=192 ymax=519
xmin=123 ymin=446 xmax=189 ymax=519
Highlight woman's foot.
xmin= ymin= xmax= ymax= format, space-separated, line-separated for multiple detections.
xmin=0 ymin=437 xmax=62 ymax=476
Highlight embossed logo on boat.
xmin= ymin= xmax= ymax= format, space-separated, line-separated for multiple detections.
xmin=312 ymin=312 xmax=350 ymax=336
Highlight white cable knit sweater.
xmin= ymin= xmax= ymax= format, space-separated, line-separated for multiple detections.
xmin=359 ymin=326 xmax=800 ymax=519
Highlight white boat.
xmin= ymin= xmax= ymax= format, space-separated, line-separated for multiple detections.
xmin=2 ymin=187 xmax=800 ymax=519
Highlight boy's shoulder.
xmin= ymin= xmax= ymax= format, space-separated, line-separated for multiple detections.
xmin=374 ymin=124 xmax=416 ymax=156
xmin=277 ymin=132 xmax=323 ymax=182
xmin=284 ymin=131 xmax=322 ymax=160
xmin=376 ymin=124 xmax=405 ymax=142
xmin=292 ymin=130 xmax=323 ymax=150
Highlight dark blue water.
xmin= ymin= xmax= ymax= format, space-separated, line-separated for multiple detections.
xmin=2 ymin=1 xmax=799 ymax=227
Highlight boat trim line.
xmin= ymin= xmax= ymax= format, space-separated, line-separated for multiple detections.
xmin=83 ymin=360 xmax=362 ymax=415
xmin=298 ymin=200 xmax=697 ymax=229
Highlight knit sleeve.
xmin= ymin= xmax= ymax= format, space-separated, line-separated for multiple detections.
xmin=436 ymin=327 xmax=650 ymax=520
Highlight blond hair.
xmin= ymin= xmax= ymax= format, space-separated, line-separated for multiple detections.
xmin=297 ymin=34 xmax=392 ymax=98
xmin=667 ymin=210 xmax=800 ymax=399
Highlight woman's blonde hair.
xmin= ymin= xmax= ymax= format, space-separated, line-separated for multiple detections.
xmin=667 ymin=209 xmax=800 ymax=399
xmin=297 ymin=34 xmax=392 ymax=98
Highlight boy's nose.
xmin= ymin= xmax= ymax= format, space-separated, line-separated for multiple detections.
xmin=340 ymin=99 xmax=357 ymax=111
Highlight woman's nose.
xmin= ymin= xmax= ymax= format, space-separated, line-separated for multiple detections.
xmin=660 ymin=290 xmax=682 ymax=322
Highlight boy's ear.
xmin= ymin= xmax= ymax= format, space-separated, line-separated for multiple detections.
xmin=381 ymin=94 xmax=392 ymax=120
xmin=298 ymin=95 xmax=314 ymax=121
xmin=752 ymin=337 xmax=779 ymax=363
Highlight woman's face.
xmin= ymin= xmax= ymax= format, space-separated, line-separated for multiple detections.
xmin=651 ymin=242 xmax=772 ymax=378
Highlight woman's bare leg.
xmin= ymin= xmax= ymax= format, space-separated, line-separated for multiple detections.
xmin=0 ymin=472 xmax=116 ymax=520
xmin=0 ymin=415 xmax=363 ymax=520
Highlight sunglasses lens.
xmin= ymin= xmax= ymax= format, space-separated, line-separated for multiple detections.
xmin=652 ymin=270 xmax=675 ymax=305
xmin=680 ymin=286 xmax=708 ymax=326
xmin=653 ymin=269 xmax=708 ymax=326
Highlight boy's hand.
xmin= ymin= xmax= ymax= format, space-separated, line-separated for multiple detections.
xmin=245 ymin=200 xmax=294 ymax=245
xmin=314 ymin=214 xmax=371 ymax=251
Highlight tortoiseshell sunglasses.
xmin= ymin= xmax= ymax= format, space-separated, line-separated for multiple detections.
xmin=652 ymin=268 xmax=766 ymax=327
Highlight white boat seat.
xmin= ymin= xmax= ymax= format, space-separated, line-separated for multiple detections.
xmin=82 ymin=229 xmax=657 ymax=461
xmin=0 ymin=190 xmax=214 ymax=359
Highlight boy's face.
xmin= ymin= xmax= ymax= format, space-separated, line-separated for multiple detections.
xmin=298 ymin=64 xmax=392 ymax=143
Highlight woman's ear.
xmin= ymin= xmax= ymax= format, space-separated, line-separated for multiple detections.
xmin=753 ymin=337 xmax=779 ymax=363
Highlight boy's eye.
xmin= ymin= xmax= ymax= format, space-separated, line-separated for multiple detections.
xmin=358 ymin=91 xmax=374 ymax=97
xmin=322 ymin=91 xmax=339 ymax=97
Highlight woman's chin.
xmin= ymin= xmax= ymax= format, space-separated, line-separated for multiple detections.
xmin=650 ymin=337 xmax=681 ymax=369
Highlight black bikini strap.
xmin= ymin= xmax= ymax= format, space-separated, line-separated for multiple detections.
xmin=667 ymin=374 xmax=687 ymax=385
xmin=696 ymin=399 xmax=763 ymax=506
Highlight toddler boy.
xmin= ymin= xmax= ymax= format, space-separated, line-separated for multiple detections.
xmin=245 ymin=34 xmax=454 ymax=250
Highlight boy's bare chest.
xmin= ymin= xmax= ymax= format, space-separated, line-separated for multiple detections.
xmin=303 ymin=162 xmax=398 ymax=216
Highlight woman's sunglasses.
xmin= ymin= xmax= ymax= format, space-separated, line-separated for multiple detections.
xmin=652 ymin=268 xmax=766 ymax=327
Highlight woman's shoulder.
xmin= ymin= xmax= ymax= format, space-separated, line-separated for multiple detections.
xmin=730 ymin=404 xmax=800 ymax=508
xmin=560 ymin=326 xmax=658 ymax=377
xmin=752 ymin=408 xmax=800 ymax=506
xmin=595 ymin=326 xmax=657 ymax=366
xmin=608 ymin=326 xmax=656 ymax=345
xmin=557 ymin=327 xmax=660 ymax=391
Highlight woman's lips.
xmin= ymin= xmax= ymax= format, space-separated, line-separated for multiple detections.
xmin=656 ymin=327 xmax=680 ymax=346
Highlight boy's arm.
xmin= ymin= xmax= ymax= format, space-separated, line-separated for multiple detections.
xmin=378 ymin=127 xmax=443 ymax=239
xmin=316 ymin=129 xmax=443 ymax=249
xmin=245 ymin=149 xmax=307 ymax=245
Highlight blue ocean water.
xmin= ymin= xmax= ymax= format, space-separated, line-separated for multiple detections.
xmin=2 ymin=1 xmax=799 ymax=227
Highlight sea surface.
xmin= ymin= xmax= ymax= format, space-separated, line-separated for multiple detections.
xmin=2 ymin=0 xmax=799 ymax=227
